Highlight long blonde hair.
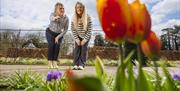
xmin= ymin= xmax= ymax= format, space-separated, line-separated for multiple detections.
xmin=54 ymin=2 xmax=63 ymax=16
xmin=72 ymin=1 xmax=88 ymax=30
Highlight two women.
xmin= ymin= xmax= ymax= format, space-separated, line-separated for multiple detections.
xmin=46 ymin=2 xmax=91 ymax=70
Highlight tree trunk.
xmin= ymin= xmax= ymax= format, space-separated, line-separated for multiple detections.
xmin=174 ymin=36 xmax=179 ymax=50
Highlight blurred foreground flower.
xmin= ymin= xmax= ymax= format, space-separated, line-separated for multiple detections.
xmin=47 ymin=70 xmax=63 ymax=81
xmin=66 ymin=70 xmax=83 ymax=91
xmin=96 ymin=0 xmax=132 ymax=43
xmin=66 ymin=70 xmax=106 ymax=91
xmin=96 ymin=0 xmax=151 ymax=44
xmin=141 ymin=31 xmax=161 ymax=60
xmin=127 ymin=0 xmax=151 ymax=43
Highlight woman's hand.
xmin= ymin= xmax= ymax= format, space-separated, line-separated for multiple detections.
xmin=81 ymin=39 xmax=87 ymax=46
xmin=53 ymin=16 xmax=60 ymax=21
xmin=75 ymin=39 xmax=80 ymax=46
xmin=55 ymin=36 xmax=59 ymax=44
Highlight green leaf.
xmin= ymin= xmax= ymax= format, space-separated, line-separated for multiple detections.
xmin=127 ymin=62 xmax=135 ymax=91
xmin=73 ymin=76 xmax=107 ymax=91
xmin=114 ymin=50 xmax=135 ymax=91
xmin=137 ymin=68 xmax=151 ymax=91
xmin=6 ymin=70 xmax=43 ymax=90
xmin=95 ymin=56 xmax=105 ymax=79
xmin=161 ymin=63 xmax=179 ymax=91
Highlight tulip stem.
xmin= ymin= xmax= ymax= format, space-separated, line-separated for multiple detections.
xmin=137 ymin=44 xmax=142 ymax=68
xmin=153 ymin=60 xmax=162 ymax=91
xmin=119 ymin=43 xmax=124 ymax=65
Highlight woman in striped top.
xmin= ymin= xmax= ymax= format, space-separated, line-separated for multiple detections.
xmin=71 ymin=1 xmax=92 ymax=70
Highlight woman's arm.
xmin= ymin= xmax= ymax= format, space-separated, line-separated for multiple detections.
xmin=82 ymin=16 xmax=92 ymax=43
xmin=71 ymin=21 xmax=81 ymax=45
xmin=56 ymin=17 xmax=69 ymax=39
xmin=71 ymin=22 xmax=79 ymax=40
xmin=50 ymin=13 xmax=60 ymax=22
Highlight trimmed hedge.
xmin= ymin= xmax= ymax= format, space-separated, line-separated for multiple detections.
xmin=2 ymin=47 xmax=180 ymax=60
xmin=160 ymin=51 xmax=180 ymax=60
xmin=88 ymin=46 xmax=119 ymax=60
xmin=5 ymin=47 xmax=119 ymax=60
xmin=7 ymin=48 xmax=48 ymax=58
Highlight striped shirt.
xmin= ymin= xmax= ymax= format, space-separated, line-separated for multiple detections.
xmin=71 ymin=15 xmax=92 ymax=40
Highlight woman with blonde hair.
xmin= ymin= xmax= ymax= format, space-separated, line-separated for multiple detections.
xmin=71 ymin=1 xmax=92 ymax=70
xmin=46 ymin=2 xmax=69 ymax=69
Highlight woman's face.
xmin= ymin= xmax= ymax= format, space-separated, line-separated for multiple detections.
xmin=76 ymin=4 xmax=84 ymax=17
xmin=57 ymin=5 xmax=64 ymax=16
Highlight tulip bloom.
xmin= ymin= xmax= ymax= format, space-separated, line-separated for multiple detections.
xmin=96 ymin=0 xmax=151 ymax=44
xmin=66 ymin=70 xmax=86 ymax=91
xmin=66 ymin=70 xmax=105 ymax=91
xmin=96 ymin=0 xmax=132 ymax=43
xmin=141 ymin=31 xmax=161 ymax=60
xmin=127 ymin=0 xmax=151 ymax=43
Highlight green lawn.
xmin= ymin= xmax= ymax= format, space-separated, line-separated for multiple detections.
xmin=0 ymin=57 xmax=180 ymax=67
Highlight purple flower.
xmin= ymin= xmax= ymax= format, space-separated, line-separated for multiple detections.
xmin=52 ymin=71 xmax=62 ymax=80
xmin=172 ymin=72 xmax=180 ymax=80
xmin=47 ymin=71 xmax=63 ymax=81
xmin=47 ymin=71 xmax=53 ymax=81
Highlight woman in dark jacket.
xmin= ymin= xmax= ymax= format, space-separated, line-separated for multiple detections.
xmin=46 ymin=2 xmax=69 ymax=69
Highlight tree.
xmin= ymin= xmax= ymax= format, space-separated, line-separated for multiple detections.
xmin=10 ymin=30 xmax=21 ymax=48
xmin=94 ymin=35 xmax=105 ymax=46
xmin=161 ymin=25 xmax=180 ymax=50
xmin=22 ymin=32 xmax=45 ymax=48
xmin=162 ymin=28 xmax=173 ymax=50
xmin=0 ymin=31 xmax=22 ymax=48
xmin=160 ymin=34 xmax=168 ymax=50
xmin=173 ymin=25 xmax=180 ymax=50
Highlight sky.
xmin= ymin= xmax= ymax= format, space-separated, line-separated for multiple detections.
xmin=0 ymin=0 xmax=180 ymax=36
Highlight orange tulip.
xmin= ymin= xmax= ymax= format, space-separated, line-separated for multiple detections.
xmin=96 ymin=0 xmax=132 ymax=43
xmin=141 ymin=31 xmax=161 ymax=60
xmin=66 ymin=70 xmax=86 ymax=91
xmin=127 ymin=0 xmax=151 ymax=43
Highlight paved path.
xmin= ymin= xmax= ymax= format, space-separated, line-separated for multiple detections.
xmin=0 ymin=65 xmax=179 ymax=77
xmin=0 ymin=65 xmax=117 ymax=77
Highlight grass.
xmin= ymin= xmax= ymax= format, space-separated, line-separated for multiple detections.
xmin=0 ymin=57 xmax=180 ymax=67
xmin=0 ymin=57 xmax=118 ymax=66
xmin=148 ymin=59 xmax=180 ymax=67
